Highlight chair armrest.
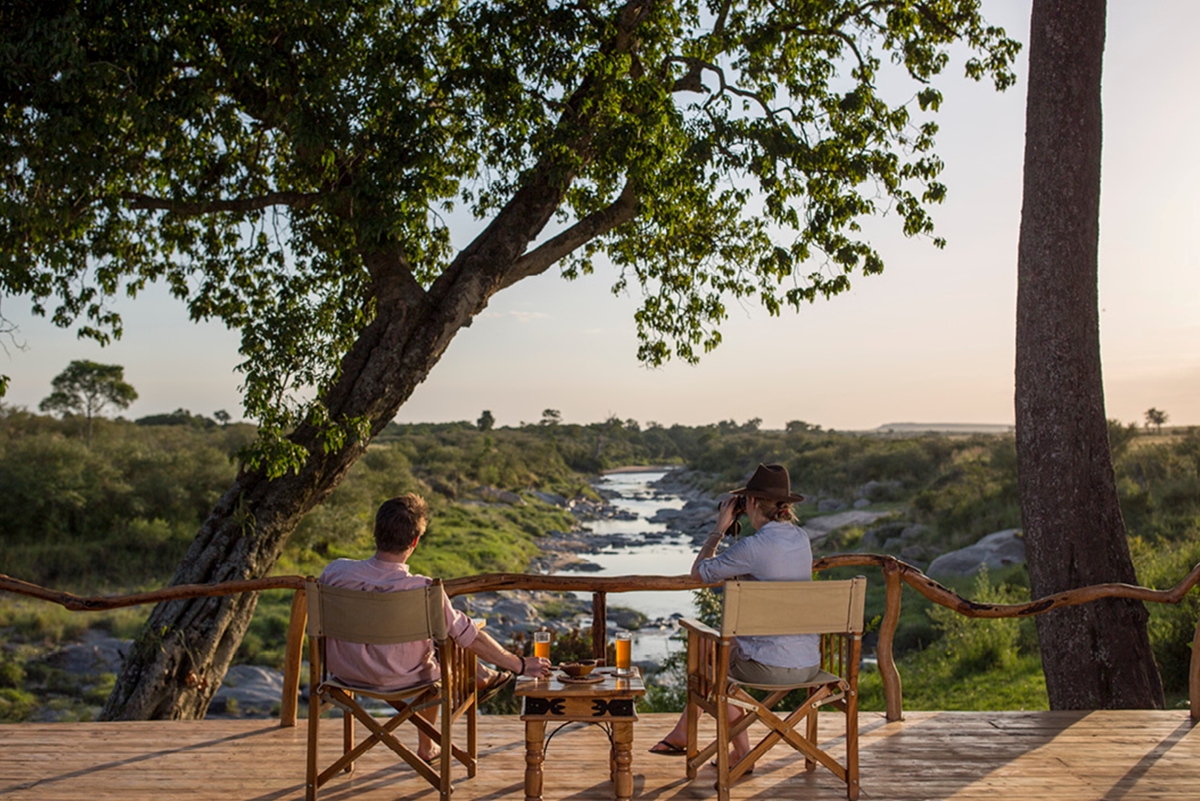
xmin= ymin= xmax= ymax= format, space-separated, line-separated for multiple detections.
xmin=679 ymin=618 xmax=722 ymax=640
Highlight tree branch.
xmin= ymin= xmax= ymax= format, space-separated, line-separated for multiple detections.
xmin=501 ymin=179 xmax=639 ymax=290
xmin=121 ymin=191 xmax=322 ymax=215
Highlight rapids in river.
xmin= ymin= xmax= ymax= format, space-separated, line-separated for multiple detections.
xmin=553 ymin=469 xmax=709 ymax=665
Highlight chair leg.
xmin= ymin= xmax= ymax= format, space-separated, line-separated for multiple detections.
xmin=467 ymin=696 xmax=478 ymax=778
xmin=685 ymin=695 xmax=700 ymax=780
xmin=343 ymin=692 xmax=355 ymax=774
xmin=805 ymin=687 xmax=818 ymax=772
xmin=306 ymin=691 xmax=320 ymax=801
xmin=846 ymin=690 xmax=860 ymax=800
xmin=439 ymin=740 xmax=453 ymax=801
xmin=715 ymin=699 xmax=731 ymax=801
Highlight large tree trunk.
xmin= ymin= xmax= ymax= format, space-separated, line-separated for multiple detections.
xmin=1015 ymin=0 xmax=1163 ymax=709
xmin=101 ymin=253 xmax=475 ymax=718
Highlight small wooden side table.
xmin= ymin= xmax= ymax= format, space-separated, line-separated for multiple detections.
xmin=515 ymin=668 xmax=646 ymax=801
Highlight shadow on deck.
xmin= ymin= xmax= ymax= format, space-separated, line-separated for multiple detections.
xmin=1 ymin=710 xmax=1196 ymax=801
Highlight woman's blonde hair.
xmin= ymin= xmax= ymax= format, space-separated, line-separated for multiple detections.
xmin=753 ymin=497 xmax=797 ymax=523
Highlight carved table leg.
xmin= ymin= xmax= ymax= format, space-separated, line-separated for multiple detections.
xmin=524 ymin=719 xmax=545 ymax=801
xmin=611 ymin=721 xmax=634 ymax=801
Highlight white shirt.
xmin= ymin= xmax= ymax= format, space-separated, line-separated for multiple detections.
xmin=695 ymin=520 xmax=820 ymax=669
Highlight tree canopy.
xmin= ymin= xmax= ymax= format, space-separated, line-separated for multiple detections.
xmin=3 ymin=0 xmax=1017 ymax=469
xmin=38 ymin=359 xmax=138 ymax=445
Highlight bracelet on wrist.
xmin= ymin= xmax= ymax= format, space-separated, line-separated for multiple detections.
xmin=517 ymin=655 xmax=526 ymax=675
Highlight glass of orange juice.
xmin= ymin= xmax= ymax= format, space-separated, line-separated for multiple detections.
xmin=533 ymin=630 xmax=551 ymax=661
xmin=614 ymin=632 xmax=633 ymax=676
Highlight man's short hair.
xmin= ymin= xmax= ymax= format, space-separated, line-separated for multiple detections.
xmin=374 ymin=494 xmax=429 ymax=553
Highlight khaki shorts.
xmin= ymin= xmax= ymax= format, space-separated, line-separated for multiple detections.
xmin=729 ymin=656 xmax=821 ymax=687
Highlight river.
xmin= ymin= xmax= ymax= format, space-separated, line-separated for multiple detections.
xmin=554 ymin=469 xmax=706 ymax=665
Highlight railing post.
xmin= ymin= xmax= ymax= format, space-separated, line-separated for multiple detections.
xmin=280 ymin=584 xmax=308 ymax=727
xmin=592 ymin=591 xmax=608 ymax=662
xmin=1191 ymin=603 xmax=1200 ymax=722
xmin=879 ymin=559 xmax=904 ymax=722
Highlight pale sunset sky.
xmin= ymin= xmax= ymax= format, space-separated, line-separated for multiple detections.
xmin=2 ymin=1 xmax=1197 ymax=431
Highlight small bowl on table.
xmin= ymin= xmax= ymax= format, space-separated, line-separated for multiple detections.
xmin=558 ymin=660 xmax=598 ymax=678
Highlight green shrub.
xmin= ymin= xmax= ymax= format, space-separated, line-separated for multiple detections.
xmin=925 ymin=567 xmax=1024 ymax=678
xmin=0 ymin=687 xmax=37 ymax=722
xmin=1130 ymin=536 xmax=1200 ymax=698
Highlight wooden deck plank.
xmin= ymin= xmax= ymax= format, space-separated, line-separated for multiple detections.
xmin=0 ymin=711 xmax=1196 ymax=800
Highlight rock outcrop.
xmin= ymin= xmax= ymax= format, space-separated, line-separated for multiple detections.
xmin=926 ymin=529 xmax=1026 ymax=578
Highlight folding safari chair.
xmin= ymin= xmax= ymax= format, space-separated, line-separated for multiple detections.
xmin=681 ymin=577 xmax=867 ymax=800
xmin=304 ymin=577 xmax=478 ymax=801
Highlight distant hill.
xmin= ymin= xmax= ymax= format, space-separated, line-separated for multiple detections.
xmin=869 ymin=422 xmax=1015 ymax=435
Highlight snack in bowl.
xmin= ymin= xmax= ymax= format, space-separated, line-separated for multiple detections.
xmin=558 ymin=660 xmax=598 ymax=678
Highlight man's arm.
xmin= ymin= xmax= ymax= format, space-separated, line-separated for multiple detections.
xmin=466 ymin=629 xmax=552 ymax=678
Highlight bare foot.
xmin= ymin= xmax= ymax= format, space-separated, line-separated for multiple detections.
xmin=476 ymin=667 xmax=498 ymax=690
xmin=417 ymin=747 xmax=440 ymax=764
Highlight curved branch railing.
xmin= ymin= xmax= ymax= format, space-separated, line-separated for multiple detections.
xmin=2 ymin=555 xmax=1198 ymax=727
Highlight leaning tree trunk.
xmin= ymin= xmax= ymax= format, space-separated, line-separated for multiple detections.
xmin=100 ymin=252 xmax=477 ymax=719
xmin=1014 ymin=0 xmax=1163 ymax=709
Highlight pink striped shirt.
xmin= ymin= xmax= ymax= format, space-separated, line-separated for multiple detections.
xmin=319 ymin=556 xmax=479 ymax=690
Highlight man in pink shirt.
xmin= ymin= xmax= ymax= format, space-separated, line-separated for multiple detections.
xmin=320 ymin=493 xmax=552 ymax=761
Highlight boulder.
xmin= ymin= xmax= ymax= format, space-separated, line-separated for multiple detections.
xmin=42 ymin=631 xmax=128 ymax=675
xmin=607 ymin=607 xmax=647 ymax=631
xmin=649 ymin=497 xmax=719 ymax=538
xmin=532 ymin=490 xmax=568 ymax=507
xmin=476 ymin=485 xmax=526 ymax=505
xmin=210 ymin=664 xmax=285 ymax=717
xmin=927 ymin=529 xmax=1025 ymax=578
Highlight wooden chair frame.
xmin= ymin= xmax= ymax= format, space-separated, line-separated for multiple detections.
xmin=304 ymin=578 xmax=478 ymax=801
xmin=681 ymin=577 xmax=867 ymax=801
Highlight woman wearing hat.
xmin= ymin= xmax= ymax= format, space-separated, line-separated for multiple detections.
xmin=648 ymin=463 xmax=819 ymax=763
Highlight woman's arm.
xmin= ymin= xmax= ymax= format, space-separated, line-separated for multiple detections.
xmin=690 ymin=497 xmax=740 ymax=581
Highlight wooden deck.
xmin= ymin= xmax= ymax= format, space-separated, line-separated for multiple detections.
xmin=1 ymin=711 xmax=1196 ymax=800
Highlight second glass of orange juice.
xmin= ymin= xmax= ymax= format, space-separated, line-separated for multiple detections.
xmin=614 ymin=632 xmax=632 ymax=676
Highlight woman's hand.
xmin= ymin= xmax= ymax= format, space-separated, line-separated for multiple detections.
xmin=714 ymin=496 xmax=740 ymax=534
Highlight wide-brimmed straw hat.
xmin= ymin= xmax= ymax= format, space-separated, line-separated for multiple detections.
xmin=729 ymin=463 xmax=805 ymax=503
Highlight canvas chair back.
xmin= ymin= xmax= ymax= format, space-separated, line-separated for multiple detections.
xmin=720 ymin=576 xmax=867 ymax=638
xmin=305 ymin=579 xmax=449 ymax=644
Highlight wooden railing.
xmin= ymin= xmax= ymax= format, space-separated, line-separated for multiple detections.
xmin=3 ymin=555 xmax=1199 ymax=726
